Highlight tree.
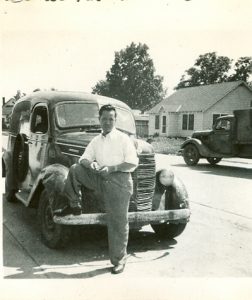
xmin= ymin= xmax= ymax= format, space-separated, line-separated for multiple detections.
xmin=175 ymin=52 xmax=232 ymax=89
xmin=228 ymin=57 xmax=252 ymax=82
xmin=92 ymin=42 xmax=166 ymax=111
xmin=176 ymin=52 xmax=252 ymax=89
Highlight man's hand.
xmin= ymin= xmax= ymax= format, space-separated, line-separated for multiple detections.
xmin=89 ymin=161 xmax=101 ymax=171
xmin=98 ymin=166 xmax=114 ymax=177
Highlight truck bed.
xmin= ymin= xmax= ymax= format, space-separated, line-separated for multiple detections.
xmin=234 ymin=109 xmax=252 ymax=143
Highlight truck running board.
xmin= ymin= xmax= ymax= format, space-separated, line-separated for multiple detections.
xmin=53 ymin=209 xmax=190 ymax=226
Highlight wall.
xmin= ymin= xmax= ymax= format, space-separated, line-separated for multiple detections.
xmin=149 ymin=112 xmax=203 ymax=137
xmin=177 ymin=112 xmax=204 ymax=138
xmin=135 ymin=120 xmax=149 ymax=137
xmin=203 ymin=85 xmax=252 ymax=129
xmin=149 ymin=114 xmax=159 ymax=136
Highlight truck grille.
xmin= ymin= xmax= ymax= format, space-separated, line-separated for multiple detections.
xmin=130 ymin=153 xmax=156 ymax=212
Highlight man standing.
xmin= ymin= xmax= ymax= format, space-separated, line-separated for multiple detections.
xmin=62 ymin=104 xmax=138 ymax=274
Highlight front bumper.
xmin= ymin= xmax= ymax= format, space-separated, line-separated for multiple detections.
xmin=53 ymin=208 xmax=190 ymax=226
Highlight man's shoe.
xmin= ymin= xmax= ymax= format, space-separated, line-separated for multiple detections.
xmin=111 ymin=264 xmax=125 ymax=274
xmin=54 ymin=206 xmax=82 ymax=217
xmin=54 ymin=206 xmax=72 ymax=217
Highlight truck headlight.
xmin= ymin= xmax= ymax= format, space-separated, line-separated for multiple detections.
xmin=158 ymin=169 xmax=174 ymax=187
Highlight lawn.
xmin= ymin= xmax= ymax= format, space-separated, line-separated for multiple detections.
xmin=146 ymin=136 xmax=186 ymax=155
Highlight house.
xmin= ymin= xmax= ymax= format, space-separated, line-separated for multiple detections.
xmin=132 ymin=109 xmax=149 ymax=137
xmin=2 ymin=97 xmax=16 ymax=128
xmin=148 ymin=81 xmax=252 ymax=138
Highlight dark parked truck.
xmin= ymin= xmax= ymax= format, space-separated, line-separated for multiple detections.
xmin=2 ymin=91 xmax=190 ymax=248
xmin=181 ymin=108 xmax=252 ymax=166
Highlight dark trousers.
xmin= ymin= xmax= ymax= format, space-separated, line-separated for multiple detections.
xmin=63 ymin=163 xmax=133 ymax=266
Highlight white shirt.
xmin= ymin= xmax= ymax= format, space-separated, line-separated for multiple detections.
xmin=79 ymin=128 xmax=139 ymax=172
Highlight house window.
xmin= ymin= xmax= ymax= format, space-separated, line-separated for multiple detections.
xmin=188 ymin=114 xmax=194 ymax=130
xmin=162 ymin=116 xmax=166 ymax=133
xmin=213 ymin=113 xmax=228 ymax=125
xmin=155 ymin=115 xmax=160 ymax=130
xmin=182 ymin=114 xmax=187 ymax=130
xmin=182 ymin=114 xmax=194 ymax=130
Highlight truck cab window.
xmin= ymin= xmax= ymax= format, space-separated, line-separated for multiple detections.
xmin=215 ymin=119 xmax=230 ymax=131
xmin=31 ymin=106 xmax=48 ymax=134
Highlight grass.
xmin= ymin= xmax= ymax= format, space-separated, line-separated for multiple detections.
xmin=145 ymin=136 xmax=186 ymax=155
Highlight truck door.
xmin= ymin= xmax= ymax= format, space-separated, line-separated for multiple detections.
xmin=28 ymin=104 xmax=49 ymax=183
xmin=208 ymin=118 xmax=233 ymax=155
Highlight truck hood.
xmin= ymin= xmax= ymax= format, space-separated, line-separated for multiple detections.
xmin=56 ymin=131 xmax=99 ymax=147
xmin=55 ymin=131 xmax=154 ymax=157
xmin=192 ymin=130 xmax=212 ymax=138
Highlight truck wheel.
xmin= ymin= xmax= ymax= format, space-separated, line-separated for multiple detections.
xmin=151 ymin=222 xmax=187 ymax=239
xmin=13 ymin=133 xmax=29 ymax=182
xmin=37 ymin=190 xmax=71 ymax=249
xmin=183 ymin=144 xmax=200 ymax=166
xmin=206 ymin=157 xmax=222 ymax=165
xmin=2 ymin=158 xmax=6 ymax=177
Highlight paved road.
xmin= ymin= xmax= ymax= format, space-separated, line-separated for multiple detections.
xmin=2 ymin=152 xmax=252 ymax=279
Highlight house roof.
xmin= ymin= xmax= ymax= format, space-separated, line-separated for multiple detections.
xmin=2 ymin=98 xmax=16 ymax=115
xmin=148 ymin=81 xmax=251 ymax=114
xmin=132 ymin=109 xmax=149 ymax=121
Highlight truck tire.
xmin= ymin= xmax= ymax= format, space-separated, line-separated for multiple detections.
xmin=151 ymin=222 xmax=187 ymax=239
xmin=2 ymin=158 xmax=6 ymax=177
xmin=206 ymin=157 xmax=222 ymax=165
xmin=37 ymin=190 xmax=71 ymax=249
xmin=13 ymin=133 xmax=29 ymax=182
xmin=183 ymin=144 xmax=200 ymax=166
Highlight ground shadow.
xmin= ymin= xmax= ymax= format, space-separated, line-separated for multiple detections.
xmin=173 ymin=162 xmax=252 ymax=180
xmin=3 ymin=199 xmax=177 ymax=279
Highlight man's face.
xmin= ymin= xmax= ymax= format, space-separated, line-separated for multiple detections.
xmin=99 ymin=110 xmax=116 ymax=134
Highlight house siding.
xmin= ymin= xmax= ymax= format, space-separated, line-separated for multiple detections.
xmin=167 ymin=113 xmax=178 ymax=136
xmin=135 ymin=120 xmax=149 ymax=137
xmin=203 ymin=85 xmax=252 ymax=129
xmin=149 ymin=112 xmax=203 ymax=137
xmin=177 ymin=112 xmax=203 ymax=138
xmin=149 ymin=114 xmax=159 ymax=136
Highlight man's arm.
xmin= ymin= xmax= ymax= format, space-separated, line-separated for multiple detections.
xmin=99 ymin=162 xmax=137 ymax=174
xmin=80 ymin=158 xmax=100 ymax=171
xmin=78 ymin=138 xmax=99 ymax=171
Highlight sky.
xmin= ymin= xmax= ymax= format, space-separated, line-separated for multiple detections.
xmin=1 ymin=0 xmax=252 ymax=101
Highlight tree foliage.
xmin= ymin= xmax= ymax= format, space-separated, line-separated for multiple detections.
xmin=228 ymin=57 xmax=252 ymax=82
xmin=176 ymin=52 xmax=252 ymax=89
xmin=92 ymin=42 xmax=166 ymax=111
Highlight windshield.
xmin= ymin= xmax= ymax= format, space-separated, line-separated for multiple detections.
xmin=115 ymin=107 xmax=136 ymax=134
xmin=55 ymin=102 xmax=136 ymax=134
xmin=55 ymin=102 xmax=100 ymax=128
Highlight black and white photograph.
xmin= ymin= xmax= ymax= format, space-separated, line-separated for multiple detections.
xmin=1 ymin=0 xmax=252 ymax=299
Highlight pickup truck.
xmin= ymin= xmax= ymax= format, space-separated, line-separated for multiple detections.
xmin=2 ymin=91 xmax=190 ymax=249
xmin=181 ymin=108 xmax=252 ymax=166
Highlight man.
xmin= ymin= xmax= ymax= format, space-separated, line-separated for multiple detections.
xmin=61 ymin=104 xmax=138 ymax=274
xmin=153 ymin=169 xmax=189 ymax=211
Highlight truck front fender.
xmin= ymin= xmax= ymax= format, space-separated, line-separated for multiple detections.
xmin=28 ymin=164 xmax=69 ymax=209
xmin=181 ymin=138 xmax=222 ymax=158
xmin=152 ymin=170 xmax=190 ymax=223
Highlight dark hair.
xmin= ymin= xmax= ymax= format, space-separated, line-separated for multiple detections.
xmin=99 ymin=104 xmax=117 ymax=118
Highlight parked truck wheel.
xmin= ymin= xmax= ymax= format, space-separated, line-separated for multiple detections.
xmin=151 ymin=222 xmax=187 ymax=239
xmin=183 ymin=144 xmax=200 ymax=166
xmin=206 ymin=157 xmax=222 ymax=165
xmin=38 ymin=190 xmax=71 ymax=249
